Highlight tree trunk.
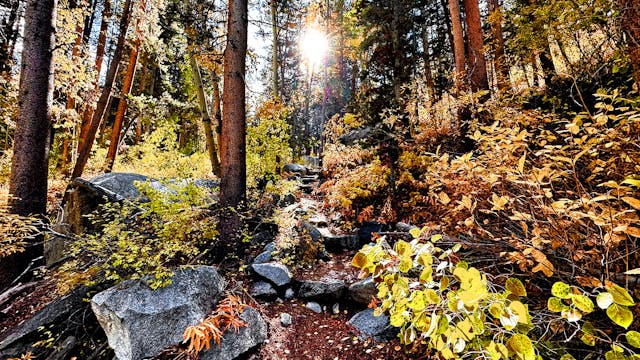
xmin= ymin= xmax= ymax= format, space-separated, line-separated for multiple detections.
xmin=619 ymin=0 xmax=640 ymax=87
xmin=463 ymin=0 xmax=489 ymax=91
xmin=270 ymin=0 xmax=279 ymax=99
xmin=77 ymin=0 xmax=111 ymax=154
xmin=487 ymin=0 xmax=508 ymax=91
xmin=4 ymin=0 xmax=57 ymax=291
xmin=10 ymin=0 xmax=57 ymax=216
xmin=448 ymin=0 xmax=466 ymax=92
xmin=212 ymin=64 xmax=223 ymax=162
xmin=0 ymin=0 xmax=21 ymax=74
xmin=104 ymin=43 xmax=139 ymax=172
xmin=189 ymin=51 xmax=221 ymax=177
xmin=219 ymin=0 xmax=248 ymax=244
xmin=421 ymin=18 xmax=435 ymax=101
xmin=391 ymin=1 xmax=402 ymax=103
xmin=71 ymin=0 xmax=132 ymax=180
xmin=104 ymin=0 xmax=145 ymax=172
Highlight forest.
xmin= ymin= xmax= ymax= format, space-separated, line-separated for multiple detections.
xmin=0 ymin=0 xmax=639 ymax=359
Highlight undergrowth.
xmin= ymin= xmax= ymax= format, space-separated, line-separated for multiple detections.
xmin=56 ymin=181 xmax=217 ymax=291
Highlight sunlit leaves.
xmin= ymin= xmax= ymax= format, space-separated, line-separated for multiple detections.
xmin=606 ymin=304 xmax=634 ymax=329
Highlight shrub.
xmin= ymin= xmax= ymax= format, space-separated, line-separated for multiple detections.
xmin=57 ymin=181 xmax=216 ymax=290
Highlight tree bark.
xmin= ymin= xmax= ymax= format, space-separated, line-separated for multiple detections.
xmin=71 ymin=0 xmax=132 ymax=180
xmin=619 ymin=0 xmax=640 ymax=87
xmin=421 ymin=16 xmax=435 ymax=101
xmin=212 ymin=63 xmax=223 ymax=163
xmin=270 ymin=0 xmax=279 ymax=99
xmin=462 ymin=0 xmax=489 ymax=91
xmin=77 ymin=0 xmax=111 ymax=154
xmin=487 ymin=0 xmax=509 ymax=91
xmin=219 ymin=0 xmax=248 ymax=244
xmin=10 ymin=0 xmax=57 ymax=216
xmin=189 ymin=51 xmax=221 ymax=177
xmin=448 ymin=0 xmax=466 ymax=92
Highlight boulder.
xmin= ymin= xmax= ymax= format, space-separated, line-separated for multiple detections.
xmin=0 ymin=286 xmax=89 ymax=358
xmin=338 ymin=127 xmax=372 ymax=145
xmin=348 ymin=309 xmax=397 ymax=342
xmin=301 ymin=156 xmax=320 ymax=168
xmin=251 ymin=263 xmax=292 ymax=287
xmin=62 ymin=173 xmax=218 ymax=234
xmin=298 ymin=279 xmax=346 ymax=301
xmin=323 ymin=234 xmax=360 ymax=253
xmin=199 ymin=307 xmax=267 ymax=360
xmin=348 ymin=278 xmax=376 ymax=306
xmin=282 ymin=164 xmax=308 ymax=175
xmin=253 ymin=251 xmax=272 ymax=264
xmin=250 ymin=281 xmax=277 ymax=299
xmin=358 ymin=221 xmax=385 ymax=244
xmin=91 ymin=266 xmax=226 ymax=360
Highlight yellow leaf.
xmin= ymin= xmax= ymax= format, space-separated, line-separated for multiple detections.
xmin=438 ymin=192 xmax=451 ymax=205
xmin=518 ymin=152 xmax=526 ymax=173
xmin=622 ymin=197 xmax=640 ymax=210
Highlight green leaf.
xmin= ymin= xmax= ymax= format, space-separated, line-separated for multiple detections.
xmin=398 ymin=256 xmax=412 ymax=273
xmin=571 ymin=294 xmax=594 ymax=313
xmin=597 ymin=292 xmax=614 ymax=309
xmin=607 ymin=283 xmax=636 ymax=306
xmin=506 ymin=278 xmax=527 ymax=297
xmin=606 ymin=303 xmax=634 ymax=329
xmin=604 ymin=350 xmax=626 ymax=360
xmin=626 ymin=330 xmax=640 ymax=348
xmin=547 ymin=297 xmax=564 ymax=312
xmin=551 ymin=282 xmax=572 ymax=299
xmin=506 ymin=334 xmax=536 ymax=360
xmin=425 ymin=289 xmax=440 ymax=304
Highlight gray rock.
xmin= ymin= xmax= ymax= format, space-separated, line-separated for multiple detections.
xmin=88 ymin=172 xmax=153 ymax=201
xmin=250 ymin=281 xmax=277 ymax=299
xmin=0 ymin=286 xmax=88 ymax=358
xmin=251 ymin=263 xmax=292 ymax=287
xmin=302 ymin=156 xmax=320 ymax=168
xmin=263 ymin=242 xmax=276 ymax=253
xmin=199 ymin=307 xmax=267 ymax=360
xmin=253 ymin=251 xmax=272 ymax=264
xmin=338 ymin=126 xmax=372 ymax=145
xmin=348 ymin=309 xmax=397 ymax=342
xmin=91 ymin=266 xmax=226 ymax=360
xmin=282 ymin=164 xmax=308 ymax=175
xmin=306 ymin=302 xmax=322 ymax=313
xmin=349 ymin=278 xmax=377 ymax=306
xmin=298 ymin=279 xmax=346 ymax=301
xmin=280 ymin=313 xmax=292 ymax=327
xmin=323 ymin=234 xmax=360 ymax=253
xmin=300 ymin=221 xmax=322 ymax=243
xmin=396 ymin=222 xmax=418 ymax=233
xmin=284 ymin=288 xmax=295 ymax=299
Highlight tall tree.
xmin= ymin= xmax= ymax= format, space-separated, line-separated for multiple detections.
xmin=619 ymin=0 xmax=640 ymax=86
xmin=487 ymin=0 xmax=508 ymax=91
xmin=448 ymin=0 xmax=466 ymax=92
xmin=219 ymin=0 xmax=248 ymax=242
xmin=4 ymin=0 xmax=57 ymax=290
xmin=463 ymin=0 xmax=489 ymax=91
xmin=71 ymin=0 xmax=132 ymax=179
xmin=10 ymin=0 xmax=57 ymax=216
xmin=271 ymin=0 xmax=279 ymax=99
xmin=104 ymin=0 xmax=145 ymax=172
xmin=189 ymin=51 xmax=221 ymax=176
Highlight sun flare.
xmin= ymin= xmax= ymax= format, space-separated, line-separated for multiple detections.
xmin=300 ymin=28 xmax=329 ymax=67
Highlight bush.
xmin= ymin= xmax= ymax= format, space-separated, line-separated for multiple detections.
xmin=57 ymin=181 xmax=217 ymax=290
